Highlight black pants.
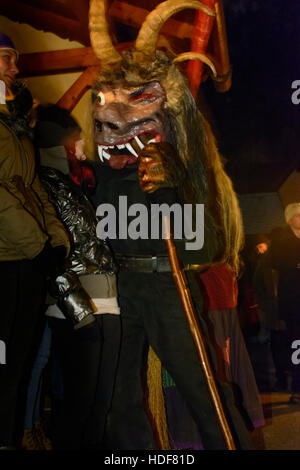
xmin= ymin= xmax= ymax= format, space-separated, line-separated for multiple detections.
xmin=270 ymin=329 xmax=289 ymax=386
xmin=106 ymin=272 xmax=252 ymax=450
xmin=49 ymin=314 xmax=121 ymax=450
xmin=0 ymin=260 xmax=46 ymax=446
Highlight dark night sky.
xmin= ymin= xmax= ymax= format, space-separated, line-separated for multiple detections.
xmin=201 ymin=0 xmax=300 ymax=193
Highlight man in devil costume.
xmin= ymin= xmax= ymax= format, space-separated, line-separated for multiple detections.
xmin=81 ymin=0 xmax=263 ymax=450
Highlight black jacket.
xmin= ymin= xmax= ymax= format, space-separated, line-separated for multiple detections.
xmin=91 ymin=164 xmax=219 ymax=266
xmin=39 ymin=166 xmax=116 ymax=327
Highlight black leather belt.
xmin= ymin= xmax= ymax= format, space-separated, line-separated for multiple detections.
xmin=115 ymin=254 xmax=171 ymax=273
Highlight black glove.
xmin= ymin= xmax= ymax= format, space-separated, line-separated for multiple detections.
xmin=52 ymin=245 xmax=67 ymax=267
xmin=33 ymin=242 xmax=66 ymax=279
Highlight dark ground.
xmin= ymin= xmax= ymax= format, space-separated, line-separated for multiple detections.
xmin=39 ymin=334 xmax=300 ymax=451
xmin=246 ymin=338 xmax=300 ymax=450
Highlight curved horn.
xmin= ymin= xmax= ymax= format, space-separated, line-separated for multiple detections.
xmin=89 ymin=0 xmax=122 ymax=65
xmin=135 ymin=0 xmax=215 ymax=59
xmin=173 ymin=52 xmax=217 ymax=78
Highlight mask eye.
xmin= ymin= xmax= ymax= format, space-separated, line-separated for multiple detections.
xmin=95 ymin=119 xmax=103 ymax=132
xmin=96 ymin=91 xmax=105 ymax=106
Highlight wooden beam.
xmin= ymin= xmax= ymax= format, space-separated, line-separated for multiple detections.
xmin=69 ymin=0 xmax=90 ymax=25
xmin=18 ymin=47 xmax=99 ymax=77
xmin=0 ymin=1 xmax=90 ymax=45
xmin=56 ymin=66 xmax=100 ymax=112
xmin=15 ymin=0 xmax=79 ymax=21
xmin=109 ymin=1 xmax=195 ymax=39
xmin=18 ymin=42 xmax=133 ymax=77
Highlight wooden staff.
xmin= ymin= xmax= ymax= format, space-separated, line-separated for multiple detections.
xmin=163 ymin=215 xmax=236 ymax=450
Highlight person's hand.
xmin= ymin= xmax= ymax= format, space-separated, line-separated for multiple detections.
xmin=75 ymin=138 xmax=87 ymax=161
xmin=52 ymin=245 xmax=67 ymax=273
xmin=138 ymin=142 xmax=185 ymax=194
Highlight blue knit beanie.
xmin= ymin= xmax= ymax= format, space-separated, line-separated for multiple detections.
xmin=0 ymin=33 xmax=19 ymax=60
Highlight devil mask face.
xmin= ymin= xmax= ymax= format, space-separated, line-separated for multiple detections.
xmin=92 ymin=80 xmax=171 ymax=170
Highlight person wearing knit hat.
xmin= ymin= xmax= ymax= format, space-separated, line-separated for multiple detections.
xmin=0 ymin=32 xmax=37 ymax=137
xmin=0 ymin=33 xmax=19 ymax=97
xmin=0 ymin=34 xmax=70 ymax=449
xmin=0 ymin=33 xmax=19 ymax=59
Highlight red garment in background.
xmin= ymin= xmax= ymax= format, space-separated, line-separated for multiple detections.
xmin=198 ymin=263 xmax=238 ymax=311
xmin=194 ymin=264 xmax=264 ymax=428
xmin=71 ymin=162 xmax=96 ymax=191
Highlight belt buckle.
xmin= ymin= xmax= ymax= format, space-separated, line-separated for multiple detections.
xmin=152 ymin=256 xmax=158 ymax=272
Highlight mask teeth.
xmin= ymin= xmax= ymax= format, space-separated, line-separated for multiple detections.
xmin=103 ymin=149 xmax=111 ymax=160
xmin=147 ymin=134 xmax=161 ymax=144
xmin=125 ymin=142 xmax=138 ymax=158
xmin=97 ymin=132 xmax=160 ymax=161
xmin=98 ymin=145 xmax=103 ymax=162
xmin=134 ymin=135 xmax=144 ymax=150
xmin=98 ymin=144 xmax=113 ymax=161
